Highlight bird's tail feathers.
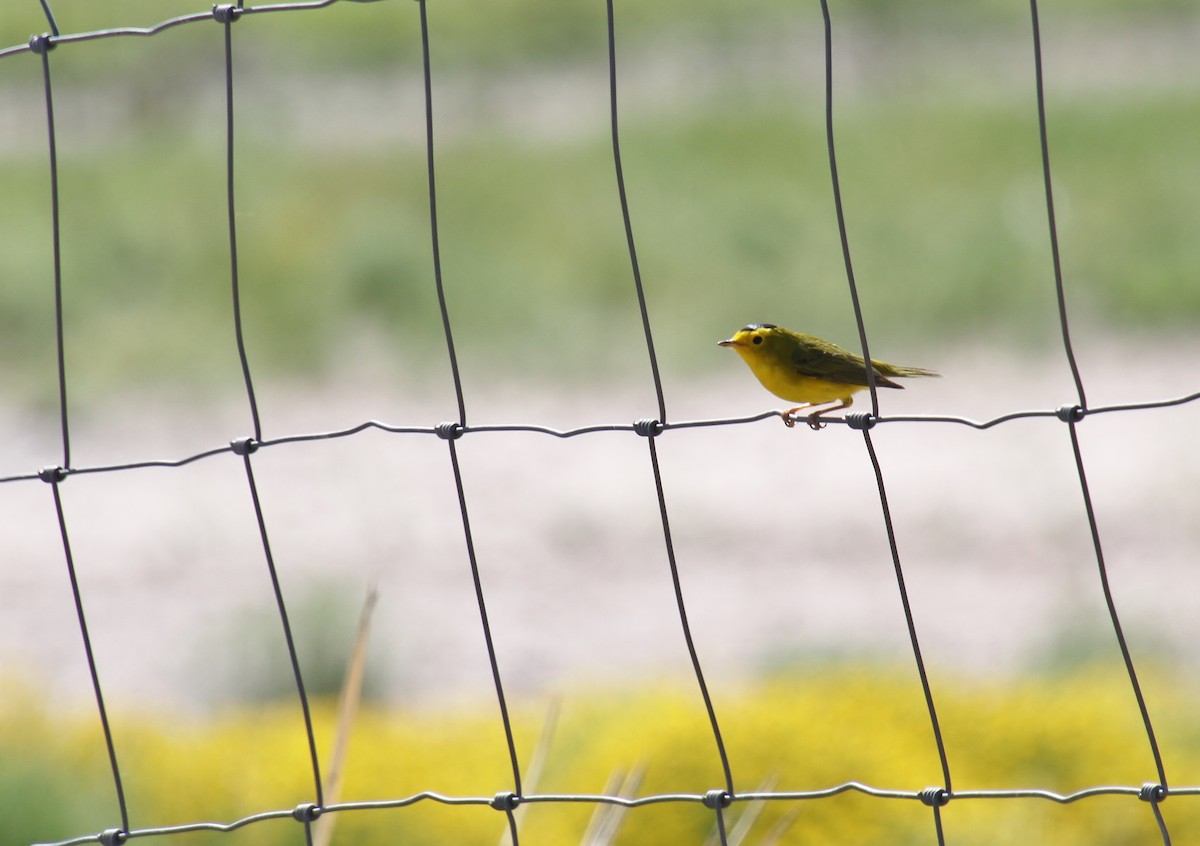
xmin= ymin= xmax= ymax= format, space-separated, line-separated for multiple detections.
xmin=879 ymin=364 xmax=939 ymax=379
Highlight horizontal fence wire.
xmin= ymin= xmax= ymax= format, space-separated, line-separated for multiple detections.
xmin=29 ymin=783 xmax=1200 ymax=846
xmin=3 ymin=390 xmax=1200 ymax=489
xmin=2 ymin=1 xmax=1197 ymax=845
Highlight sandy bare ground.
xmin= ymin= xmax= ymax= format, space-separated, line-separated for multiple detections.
xmin=1 ymin=339 xmax=1197 ymax=713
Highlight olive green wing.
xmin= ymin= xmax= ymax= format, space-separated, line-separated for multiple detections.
xmin=789 ymin=333 xmax=903 ymax=388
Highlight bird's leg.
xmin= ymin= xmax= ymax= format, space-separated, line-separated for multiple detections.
xmin=805 ymin=399 xmax=851 ymax=430
xmin=782 ymin=399 xmax=853 ymax=429
xmin=780 ymin=404 xmax=814 ymax=428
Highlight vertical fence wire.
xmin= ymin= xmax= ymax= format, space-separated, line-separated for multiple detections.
xmin=1063 ymin=418 xmax=1168 ymax=789
xmin=47 ymin=479 xmax=130 ymax=836
xmin=219 ymin=4 xmax=263 ymax=443
xmin=606 ymin=0 xmax=667 ymax=424
xmin=859 ymin=430 xmax=952 ymax=798
xmin=418 ymin=0 xmax=468 ymax=428
xmin=417 ymin=0 xmax=523 ymax=805
xmin=220 ymin=0 xmax=325 ymax=816
xmin=1028 ymin=0 xmax=1086 ymax=409
xmin=4 ymin=2 xmax=1199 ymax=845
xmin=34 ymin=37 xmax=71 ymax=470
xmin=608 ymin=0 xmax=732 ymax=813
xmin=643 ymin=431 xmax=735 ymax=801
xmin=817 ymin=0 xmax=951 ymax=808
xmin=930 ymin=799 xmax=947 ymax=846
xmin=1149 ymin=793 xmax=1172 ymax=846
xmin=1028 ymin=0 xmax=1168 ymax=801
xmin=710 ymin=799 xmax=730 ymax=846
xmin=37 ymin=0 xmax=61 ymax=36
xmin=237 ymin=445 xmax=326 ymax=809
xmin=443 ymin=434 xmax=525 ymax=798
xmin=817 ymin=0 xmax=879 ymax=416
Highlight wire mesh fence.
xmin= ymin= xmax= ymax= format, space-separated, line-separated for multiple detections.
xmin=2 ymin=1 xmax=1198 ymax=844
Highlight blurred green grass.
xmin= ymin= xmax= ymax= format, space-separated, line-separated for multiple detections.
xmin=4 ymin=0 xmax=1196 ymax=71
xmin=2 ymin=1 xmax=1198 ymax=406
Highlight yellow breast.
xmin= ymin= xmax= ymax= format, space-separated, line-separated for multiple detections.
xmin=734 ymin=348 xmax=864 ymax=405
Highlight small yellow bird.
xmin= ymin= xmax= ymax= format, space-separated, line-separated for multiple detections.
xmin=718 ymin=323 xmax=939 ymax=429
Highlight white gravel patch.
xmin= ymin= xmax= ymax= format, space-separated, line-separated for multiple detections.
xmin=1 ymin=341 xmax=1197 ymax=712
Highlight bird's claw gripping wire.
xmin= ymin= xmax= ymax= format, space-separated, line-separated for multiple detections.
xmin=780 ymin=409 xmax=826 ymax=430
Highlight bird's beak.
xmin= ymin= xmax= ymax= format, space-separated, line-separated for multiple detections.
xmin=717 ymin=338 xmax=738 ymax=348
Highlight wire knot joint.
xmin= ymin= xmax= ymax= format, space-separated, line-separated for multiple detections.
xmin=38 ymin=466 xmax=67 ymax=483
xmin=702 ymin=788 xmax=732 ymax=809
xmin=490 ymin=791 xmax=520 ymax=811
xmin=1139 ymin=783 xmax=1167 ymax=803
xmin=29 ymin=33 xmax=56 ymax=54
xmin=291 ymin=802 xmax=321 ymax=822
xmin=212 ymin=4 xmax=243 ymax=24
xmin=230 ymin=437 xmax=259 ymax=456
xmin=435 ymin=421 xmax=464 ymax=441
xmin=98 ymin=829 xmax=126 ymax=846
xmin=633 ymin=418 xmax=663 ymax=438
xmin=918 ymin=786 xmax=950 ymax=807
xmin=1055 ymin=404 xmax=1085 ymax=423
xmin=845 ymin=411 xmax=877 ymax=431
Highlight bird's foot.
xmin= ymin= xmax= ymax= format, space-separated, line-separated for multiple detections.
xmin=781 ymin=407 xmax=825 ymax=429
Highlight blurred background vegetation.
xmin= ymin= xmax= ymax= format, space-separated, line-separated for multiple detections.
xmin=3 ymin=1 xmax=1200 ymax=843
xmin=5 ymin=667 xmax=1199 ymax=846
xmin=2 ymin=0 xmax=1199 ymax=407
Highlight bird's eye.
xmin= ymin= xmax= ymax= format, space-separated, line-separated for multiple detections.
xmin=752 ymin=336 xmax=763 ymax=345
